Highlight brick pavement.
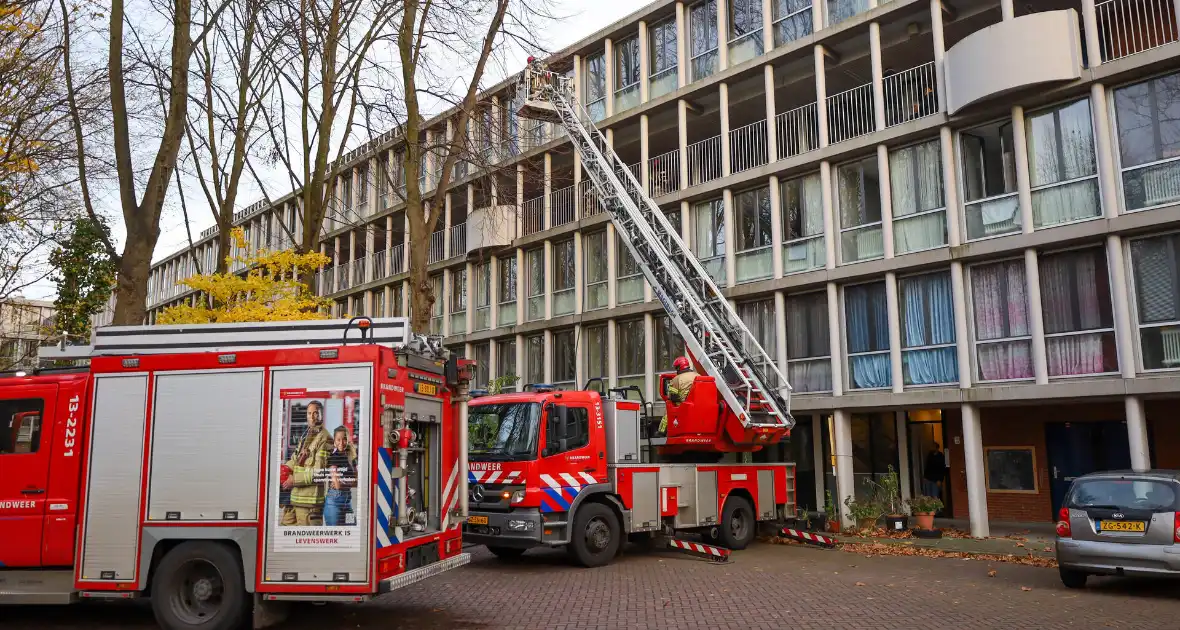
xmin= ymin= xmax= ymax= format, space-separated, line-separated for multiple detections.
xmin=6 ymin=542 xmax=1180 ymax=629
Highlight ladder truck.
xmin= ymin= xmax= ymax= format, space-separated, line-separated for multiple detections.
xmin=461 ymin=61 xmax=812 ymax=567
xmin=0 ymin=317 xmax=474 ymax=630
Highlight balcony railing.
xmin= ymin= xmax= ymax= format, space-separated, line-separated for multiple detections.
xmin=776 ymin=102 xmax=820 ymax=160
xmin=372 ymin=250 xmax=387 ymax=281
xmin=390 ymin=243 xmax=406 ymax=275
xmin=729 ymin=119 xmax=769 ymax=174
xmin=449 ymin=223 xmax=466 ymax=258
xmin=687 ymin=135 xmax=723 ymax=186
xmin=1096 ymin=0 xmax=1179 ymax=62
xmin=883 ymin=62 xmax=939 ymax=127
xmin=648 ymin=149 xmax=681 ymax=198
xmin=626 ymin=162 xmax=642 ymax=182
xmin=428 ymin=230 xmax=445 ymax=263
xmin=827 ymin=82 xmax=875 ymax=144
xmin=337 ymin=264 xmax=351 ymax=291
xmin=551 ymin=184 xmax=575 ymax=227
xmin=351 ymin=258 xmax=366 ymax=285
xmin=523 ymin=196 xmax=544 ymax=235
xmin=580 ymin=180 xmax=604 ymax=217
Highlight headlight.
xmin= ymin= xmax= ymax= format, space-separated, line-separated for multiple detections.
xmin=510 ymin=490 xmax=526 ymax=504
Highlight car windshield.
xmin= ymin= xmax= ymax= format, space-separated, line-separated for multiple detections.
xmin=468 ymin=402 xmax=542 ymax=461
xmin=1068 ymin=478 xmax=1180 ymax=511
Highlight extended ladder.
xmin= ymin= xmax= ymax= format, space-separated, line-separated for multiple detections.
xmin=516 ymin=62 xmax=793 ymax=433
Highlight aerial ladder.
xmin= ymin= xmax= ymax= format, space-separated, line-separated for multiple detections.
xmin=516 ymin=59 xmax=795 ymax=453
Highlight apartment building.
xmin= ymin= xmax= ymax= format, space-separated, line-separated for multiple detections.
xmin=1 ymin=298 xmax=55 ymax=370
xmin=142 ymin=0 xmax=1180 ymax=534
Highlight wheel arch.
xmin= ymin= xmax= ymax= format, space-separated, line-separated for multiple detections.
xmin=137 ymin=526 xmax=256 ymax=593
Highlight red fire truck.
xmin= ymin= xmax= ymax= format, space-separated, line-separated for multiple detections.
xmin=0 ymin=317 xmax=473 ymax=629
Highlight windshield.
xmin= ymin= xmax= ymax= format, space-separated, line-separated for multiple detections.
xmin=1068 ymin=478 xmax=1180 ymax=511
xmin=468 ymin=403 xmax=542 ymax=461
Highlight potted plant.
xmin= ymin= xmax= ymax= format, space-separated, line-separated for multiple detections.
xmin=908 ymin=494 xmax=944 ymax=532
xmin=843 ymin=495 xmax=881 ymax=531
xmin=868 ymin=466 xmax=908 ymax=532
xmin=793 ymin=507 xmax=814 ymax=532
xmin=823 ymin=490 xmax=839 ymax=532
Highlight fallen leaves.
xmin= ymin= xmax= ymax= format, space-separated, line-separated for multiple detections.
xmin=836 ymin=542 xmax=1059 ymax=568
xmin=855 ymin=581 xmax=866 ymax=586
xmin=1021 ymin=586 xmax=1033 ymax=591
xmin=987 ymin=569 xmax=997 ymax=578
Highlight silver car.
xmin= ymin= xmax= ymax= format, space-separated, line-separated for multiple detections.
xmin=1056 ymin=470 xmax=1180 ymax=588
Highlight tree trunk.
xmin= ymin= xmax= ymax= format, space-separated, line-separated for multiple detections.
xmin=216 ymin=227 xmax=231 ymax=274
xmin=407 ymin=221 xmax=433 ymax=333
xmin=111 ymin=227 xmax=158 ymax=325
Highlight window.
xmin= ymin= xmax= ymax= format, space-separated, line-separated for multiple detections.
xmin=1130 ymin=233 xmax=1180 ymax=370
xmin=373 ymin=290 xmax=386 ymax=317
xmin=352 ymin=295 xmax=365 ymax=317
xmin=1 ymin=399 xmax=44 ymax=454
xmin=584 ymin=231 xmax=608 ymax=310
xmin=496 ymin=338 xmax=518 ymax=391
xmin=735 ymin=186 xmax=773 ymax=283
xmin=552 ymin=329 xmax=577 ymax=387
xmin=430 ymin=274 xmax=443 ymax=334
xmin=616 ymin=319 xmax=646 ymax=391
xmin=585 ymin=52 xmax=607 ymax=121
xmin=474 ymin=262 xmax=491 ymax=331
xmin=984 ymin=447 xmax=1037 ymax=493
xmin=1039 ymin=247 xmax=1118 ymax=376
xmin=772 ymin=0 xmax=812 ymax=47
xmin=1026 ymin=99 xmax=1101 ymax=228
xmin=526 ymin=334 xmax=544 ymax=384
xmin=585 ymin=324 xmax=609 ymax=389
xmin=617 ymin=233 xmax=644 ymax=304
xmin=1114 ymin=72 xmax=1180 ymax=211
xmin=356 ymin=164 xmax=369 ymax=213
xmin=785 ymin=291 xmax=831 ymax=392
xmin=781 ymin=173 xmax=824 ymax=274
xmin=961 ymin=119 xmax=1019 ymax=240
xmin=890 ymin=140 xmax=947 ymax=254
xmin=728 ymin=0 xmax=764 ymax=65
xmin=689 ymin=0 xmax=719 ymax=81
xmin=654 ymin=315 xmax=686 ymax=374
xmin=898 ymin=271 xmax=958 ymax=386
xmin=547 ymin=406 xmax=591 ymax=453
xmin=844 ymin=281 xmax=891 ymax=389
xmin=837 ymin=156 xmax=884 ymax=263
xmin=392 ymin=283 xmax=405 ymax=317
xmin=693 ymin=198 xmax=726 ymax=285
xmin=970 ymin=259 xmax=1033 ymax=381
xmin=498 ymin=256 xmax=517 ymax=325
xmin=738 ymin=299 xmax=777 ymax=376
xmin=649 ymin=19 xmax=678 ymax=100
xmin=553 ymin=239 xmax=575 ymax=316
xmin=526 ymin=248 xmax=544 ymax=321
xmin=473 ymin=343 xmax=490 ymax=389
xmin=450 ymin=268 xmax=467 ymax=334
xmin=615 ymin=36 xmax=641 ymax=112
xmin=827 ymin=0 xmax=867 ymax=26
xmin=341 ymin=173 xmax=353 ymax=214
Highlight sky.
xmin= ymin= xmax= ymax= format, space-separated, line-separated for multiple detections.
xmin=21 ymin=0 xmax=635 ymax=301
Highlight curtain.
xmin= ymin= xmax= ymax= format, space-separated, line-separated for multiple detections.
xmin=894 ymin=212 xmax=947 ymax=254
xmin=978 ymin=341 xmax=1033 ymax=381
xmin=845 ymin=283 xmax=891 ymax=388
xmin=617 ymin=320 xmax=645 ymax=375
xmin=786 ymin=293 xmax=829 ymax=359
xmin=1131 ymin=236 xmax=1178 ymax=323
xmin=1046 ymin=334 xmax=1106 ymax=376
xmin=838 ymin=158 xmax=879 ymax=229
xmin=1040 ymin=249 xmax=1113 ymax=375
xmin=526 ymin=336 xmax=543 ymax=383
xmin=900 ymin=272 xmax=957 ymax=385
xmin=971 ymin=260 xmax=1029 ymax=340
xmin=788 ymin=358 xmax=832 ymax=392
xmin=782 ymin=173 xmax=823 ymax=240
xmin=694 ymin=199 xmax=725 ymax=258
xmin=890 ymin=141 xmax=944 ymax=217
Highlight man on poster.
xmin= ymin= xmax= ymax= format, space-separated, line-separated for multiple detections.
xmin=281 ymin=401 xmax=332 ymax=526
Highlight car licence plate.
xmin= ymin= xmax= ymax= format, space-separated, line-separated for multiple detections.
xmin=1099 ymin=519 xmax=1145 ymax=532
xmin=467 ymin=515 xmax=488 ymax=525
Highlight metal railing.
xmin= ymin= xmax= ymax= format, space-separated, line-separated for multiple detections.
xmin=337 ymin=264 xmax=351 ymax=291
xmin=826 ymin=82 xmax=875 ymax=144
xmin=551 ymin=184 xmax=575 ymax=227
xmin=372 ymin=250 xmax=387 ymax=281
xmin=351 ymin=258 xmax=366 ymax=285
xmin=626 ymin=162 xmax=642 ymax=182
xmin=687 ymin=135 xmax=723 ymax=186
xmin=1096 ymin=0 xmax=1179 ymax=62
xmin=776 ymin=102 xmax=820 ymax=160
xmin=449 ymin=223 xmax=466 ymax=258
xmin=580 ymin=180 xmax=604 ymax=216
xmin=390 ymin=243 xmax=406 ymax=275
xmin=648 ymin=149 xmax=681 ymax=198
xmin=428 ymin=230 xmax=445 ymax=263
xmin=883 ymin=62 xmax=940 ymax=127
xmin=522 ymin=195 xmax=544 ymax=235
xmin=729 ymin=119 xmax=769 ymax=174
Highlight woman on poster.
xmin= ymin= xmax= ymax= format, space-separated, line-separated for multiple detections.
xmin=319 ymin=425 xmax=359 ymax=526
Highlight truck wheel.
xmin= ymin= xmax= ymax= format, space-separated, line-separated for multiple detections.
xmin=717 ymin=496 xmax=756 ymax=550
xmin=568 ymin=502 xmax=621 ymax=568
xmin=486 ymin=546 xmax=527 ymax=561
xmin=150 ymin=541 xmax=248 ymax=630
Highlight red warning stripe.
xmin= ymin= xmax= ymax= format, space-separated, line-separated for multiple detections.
xmin=668 ymin=538 xmax=731 ymax=561
xmin=779 ymin=527 xmax=837 ymax=548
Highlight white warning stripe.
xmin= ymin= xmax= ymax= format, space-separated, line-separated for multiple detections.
xmin=558 ymin=472 xmax=583 ymax=491
xmin=470 ymin=470 xmax=486 ymax=483
xmin=506 ymin=470 xmax=521 ymax=482
xmin=579 ymin=472 xmax=596 ymax=484
xmin=539 ymin=474 xmax=563 ymax=491
xmin=486 ymin=470 xmax=503 ymax=484
xmin=439 ymin=462 xmax=461 ymax=529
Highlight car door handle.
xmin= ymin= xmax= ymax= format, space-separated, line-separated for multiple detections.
xmin=21 ymin=488 xmax=45 ymax=495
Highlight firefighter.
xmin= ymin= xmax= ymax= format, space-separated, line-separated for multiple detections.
xmin=281 ymin=401 xmax=332 ymax=526
xmin=658 ymin=356 xmax=698 ymax=435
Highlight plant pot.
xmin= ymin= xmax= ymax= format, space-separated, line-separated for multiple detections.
xmin=812 ymin=514 xmax=827 ymax=532
xmin=913 ymin=511 xmax=936 ymax=531
xmin=884 ymin=515 xmax=908 ymax=532
xmin=826 ymin=519 xmax=840 ymax=533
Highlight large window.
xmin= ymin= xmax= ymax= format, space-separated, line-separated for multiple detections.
xmin=450 ymin=268 xmax=467 ymax=335
xmin=585 ymin=52 xmax=607 ymax=121
xmin=734 ymin=186 xmax=773 ymax=283
xmin=738 ymin=299 xmax=777 ymax=376
xmin=772 ymin=0 xmax=813 ymax=47
xmin=617 ymin=233 xmax=644 ymax=305
xmin=1026 ymin=99 xmax=1101 ymax=228
xmin=585 ymin=324 xmax=609 ymax=389
xmin=898 ymin=271 xmax=958 ymax=386
xmin=890 ymin=140 xmax=947 ymax=254
xmin=526 ymin=334 xmax=544 ymax=385
xmin=496 ymin=338 xmax=518 ymax=391
xmin=689 ymin=0 xmax=719 ymax=81
xmin=526 ymin=248 xmax=545 ymax=321
xmin=970 ymin=259 xmax=1033 ymax=381
xmin=781 ymin=172 xmax=824 ymax=274
xmin=616 ymin=319 xmax=646 ymax=392
xmin=473 ymin=343 xmax=490 ymax=389
xmin=837 ymin=156 xmax=884 ymax=263
xmin=693 ymin=198 xmax=726 ymax=285
xmin=615 ymin=36 xmax=641 ymax=112
xmin=584 ymin=231 xmax=608 ymax=310
xmin=785 ymin=291 xmax=831 ymax=393
xmin=498 ymin=256 xmax=517 ymax=326
xmin=430 ymin=274 xmax=443 ymax=334
xmin=553 ymin=239 xmax=575 ymax=317
xmin=654 ymin=315 xmax=686 ymax=375
xmin=1039 ymin=247 xmax=1118 ymax=376
xmin=844 ymin=281 xmax=891 ymax=389
xmin=552 ymin=329 xmax=577 ymax=388
xmin=961 ymin=119 xmax=1020 ymax=240
xmin=474 ymin=262 xmax=491 ymax=331
xmin=1 ymin=398 xmax=44 ymax=454
xmin=1114 ymin=72 xmax=1180 ymax=211
xmin=728 ymin=0 xmax=764 ymax=65
xmin=649 ymin=19 xmax=679 ymax=100
xmin=1130 ymin=233 xmax=1180 ymax=370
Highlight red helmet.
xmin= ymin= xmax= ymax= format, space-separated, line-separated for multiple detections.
xmin=672 ymin=356 xmax=691 ymax=372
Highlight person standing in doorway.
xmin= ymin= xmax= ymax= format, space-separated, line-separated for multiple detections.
xmin=923 ymin=443 xmax=947 ymax=500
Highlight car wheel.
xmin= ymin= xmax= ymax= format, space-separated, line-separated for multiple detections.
xmin=717 ymin=496 xmax=756 ymax=550
xmin=150 ymin=541 xmax=248 ymax=630
xmin=1059 ymin=567 xmax=1087 ymax=589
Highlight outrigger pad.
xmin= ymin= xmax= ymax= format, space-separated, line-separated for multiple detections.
xmin=779 ymin=527 xmax=837 ymax=549
xmin=667 ymin=538 xmax=731 ymax=563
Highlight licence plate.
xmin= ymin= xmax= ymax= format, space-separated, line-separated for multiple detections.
xmin=1099 ymin=519 xmax=1145 ymax=532
xmin=415 ymin=383 xmax=437 ymax=396
xmin=467 ymin=515 xmax=488 ymax=525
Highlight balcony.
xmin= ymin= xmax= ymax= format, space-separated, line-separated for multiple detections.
xmin=729 ymin=119 xmax=770 ymax=174
xmin=776 ymin=102 xmax=820 ymax=159
xmin=523 ymin=196 xmax=544 ymax=235
xmin=428 ymin=230 xmax=445 ymax=264
xmin=551 ymin=184 xmax=575 ymax=227
xmin=372 ymin=250 xmax=387 ymax=281
xmin=1096 ymin=0 xmax=1179 ymax=63
xmin=882 ymin=62 xmax=939 ymax=127
xmin=826 ymin=81 xmax=874 ymax=144
xmin=581 ymin=180 xmax=605 ymax=217
xmin=467 ymin=205 xmax=517 ymax=253
xmin=449 ymin=223 xmax=466 ymax=258
xmin=687 ymin=135 xmax=723 ymax=186
xmin=648 ymin=149 xmax=681 ymax=198
xmin=390 ymin=243 xmax=406 ymax=275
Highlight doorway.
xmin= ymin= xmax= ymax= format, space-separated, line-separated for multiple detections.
xmin=906 ymin=409 xmax=951 ymax=517
xmin=1044 ymin=420 xmax=1132 ymax=516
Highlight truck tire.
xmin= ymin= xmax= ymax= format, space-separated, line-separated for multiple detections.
xmin=717 ymin=496 xmax=756 ymax=550
xmin=486 ymin=546 xmax=527 ymax=561
xmin=150 ymin=541 xmax=248 ymax=630
xmin=568 ymin=502 xmax=621 ymax=568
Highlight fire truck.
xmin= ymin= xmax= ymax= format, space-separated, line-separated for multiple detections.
xmin=461 ymin=62 xmax=807 ymax=567
xmin=0 ymin=317 xmax=474 ymax=629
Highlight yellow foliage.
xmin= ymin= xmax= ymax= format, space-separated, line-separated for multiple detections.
xmin=158 ymin=227 xmax=333 ymax=324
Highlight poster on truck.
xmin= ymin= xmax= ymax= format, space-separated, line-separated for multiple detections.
xmin=274 ymin=388 xmax=363 ymax=552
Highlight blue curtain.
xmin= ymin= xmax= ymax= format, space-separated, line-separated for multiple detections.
xmin=902 ymin=273 xmax=958 ymax=385
xmin=845 ymin=283 xmax=891 ymax=388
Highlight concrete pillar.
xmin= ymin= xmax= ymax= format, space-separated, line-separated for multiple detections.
xmin=1000 ymin=0 xmax=1014 ymax=20
xmin=385 ymin=216 xmax=394 ymax=276
xmin=640 ymin=114 xmax=651 ymax=192
xmin=607 ymin=223 xmax=618 ymax=308
xmin=720 ymin=83 xmax=732 ymax=176
xmin=960 ymin=403 xmax=990 ymax=538
xmin=607 ymin=319 xmax=618 ymax=388
xmin=443 ymin=193 xmax=453 ymax=259
xmin=544 ymin=240 xmax=553 ymax=320
xmin=515 ymin=333 xmax=525 ymax=384
xmin=402 ymin=279 xmax=411 ymax=315
xmin=886 ymin=272 xmax=903 ymax=393
xmin=644 ymin=313 xmax=656 ymax=401
xmin=814 ymin=46 xmax=830 ymax=148
xmin=605 ymin=38 xmax=615 ymax=118
xmin=1126 ymin=396 xmax=1150 ymax=471
xmin=869 ymin=23 xmax=885 ymax=132
xmin=774 ymin=291 xmax=788 ymax=369
xmin=573 ymin=54 xmax=583 ymax=103
xmin=465 ymin=261 xmax=475 ymax=334
xmin=833 ymin=409 xmax=855 ymax=527
xmin=716 ymin=0 xmax=729 ymax=70
xmin=951 ymin=261 xmax=972 ymax=388
xmin=769 ymin=175 xmax=784 ymax=278
xmin=930 ymin=0 xmax=948 ymax=113
xmin=516 ymin=248 xmax=526 ymax=310
xmin=1024 ymin=249 xmax=1050 ymax=384
xmin=543 ymin=153 xmax=553 ymax=231
xmin=1011 ymin=106 xmax=1035 ymax=233
xmin=680 ymin=201 xmax=692 ymax=244
xmin=543 ymin=329 xmax=553 ymax=383
xmin=1092 ymin=83 xmax=1120 ymax=220
xmin=639 ymin=20 xmax=651 ymax=103
xmin=877 ymin=144 xmax=895 ymax=259
xmin=488 ymin=338 xmax=498 ymax=382
xmin=573 ymin=233 xmax=584 ymax=315
xmin=678 ymin=100 xmax=690 ymax=189
xmin=573 ymin=154 xmax=583 ymax=219
xmin=348 ymin=231 xmax=357 ymax=285
xmin=812 ymin=414 xmax=826 ymax=510
xmin=1107 ymin=234 xmax=1137 ymax=379
xmin=895 ymin=411 xmax=912 ymax=502
xmin=441 ymin=268 xmax=451 ymax=336
xmin=940 ymin=127 xmax=962 ymax=247
xmin=723 ymin=188 xmax=736 ymax=287
xmin=516 ymin=164 xmax=525 ymax=237
xmin=765 ymin=65 xmax=778 ymax=163
xmin=676 ymin=1 xmax=688 ymax=88
xmin=489 ymin=254 xmax=500 ymax=329
xmin=826 ymin=282 xmax=844 ymax=396
xmin=821 ymin=161 xmax=836 ymax=270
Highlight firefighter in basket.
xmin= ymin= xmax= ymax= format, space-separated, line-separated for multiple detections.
xmin=281 ymin=400 xmax=332 ymax=526
xmin=658 ymin=356 xmax=698 ymax=436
